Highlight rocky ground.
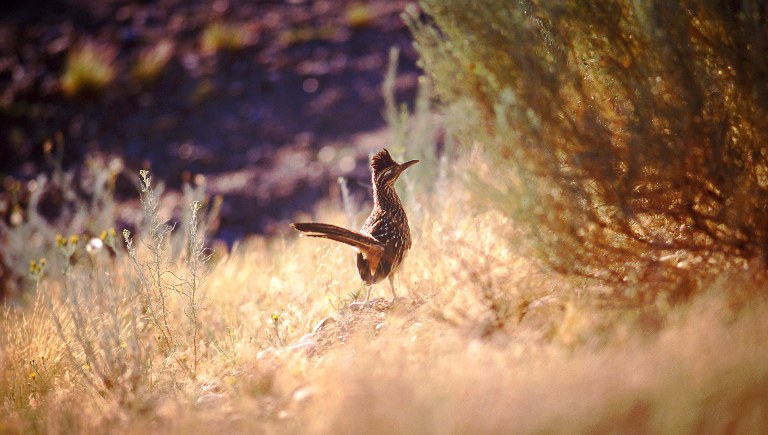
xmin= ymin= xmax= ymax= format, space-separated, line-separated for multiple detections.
xmin=0 ymin=0 xmax=422 ymax=241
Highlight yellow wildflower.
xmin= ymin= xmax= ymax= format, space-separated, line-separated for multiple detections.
xmin=100 ymin=228 xmax=117 ymax=242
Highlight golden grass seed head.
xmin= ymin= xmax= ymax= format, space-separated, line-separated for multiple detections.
xmin=139 ymin=170 xmax=151 ymax=192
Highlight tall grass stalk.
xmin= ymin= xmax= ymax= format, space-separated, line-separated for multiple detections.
xmin=184 ymin=201 xmax=210 ymax=377
xmin=125 ymin=170 xmax=178 ymax=366
xmin=122 ymin=170 xmax=213 ymax=378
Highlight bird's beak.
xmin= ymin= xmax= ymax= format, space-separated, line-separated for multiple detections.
xmin=398 ymin=159 xmax=419 ymax=172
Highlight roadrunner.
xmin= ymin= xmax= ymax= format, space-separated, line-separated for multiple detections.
xmin=291 ymin=148 xmax=418 ymax=309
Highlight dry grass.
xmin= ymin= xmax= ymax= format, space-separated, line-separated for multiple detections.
xmin=2 ymin=154 xmax=767 ymax=433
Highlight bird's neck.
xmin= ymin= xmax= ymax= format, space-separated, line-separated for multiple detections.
xmin=372 ymin=181 xmax=403 ymax=212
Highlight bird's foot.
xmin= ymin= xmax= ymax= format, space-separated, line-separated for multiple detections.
xmin=349 ymin=297 xmax=385 ymax=311
xmin=348 ymin=301 xmax=366 ymax=311
xmin=390 ymin=296 xmax=406 ymax=304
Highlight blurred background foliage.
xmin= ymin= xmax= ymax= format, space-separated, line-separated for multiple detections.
xmin=0 ymin=0 xmax=421 ymax=240
xmin=409 ymin=0 xmax=768 ymax=294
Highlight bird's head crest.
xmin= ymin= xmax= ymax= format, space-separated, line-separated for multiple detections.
xmin=370 ymin=148 xmax=397 ymax=173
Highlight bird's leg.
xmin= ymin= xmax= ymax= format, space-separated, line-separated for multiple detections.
xmin=388 ymin=274 xmax=397 ymax=302
xmin=349 ymin=283 xmax=372 ymax=311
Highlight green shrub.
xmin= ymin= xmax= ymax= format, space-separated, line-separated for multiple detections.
xmin=408 ymin=1 xmax=768 ymax=286
xmin=132 ymin=40 xmax=174 ymax=85
xmin=201 ymin=22 xmax=255 ymax=54
xmin=60 ymin=43 xmax=117 ymax=97
xmin=381 ymin=47 xmax=445 ymax=216
xmin=346 ymin=4 xmax=376 ymax=28
xmin=278 ymin=25 xmax=338 ymax=47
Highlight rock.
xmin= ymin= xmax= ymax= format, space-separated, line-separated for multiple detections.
xmin=312 ymin=316 xmax=336 ymax=333
xmin=349 ymin=297 xmax=385 ymax=311
xmin=196 ymin=392 xmax=223 ymax=406
xmin=256 ymin=347 xmax=277 ymax=360
xmin=287 ymin=340 xmax=316 ymax=355
xmin=292 ymin=385 xmax=317 ymax=403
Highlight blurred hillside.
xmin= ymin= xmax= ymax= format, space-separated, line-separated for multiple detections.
xmin=0 ymin=0 xmax=421 ymax=240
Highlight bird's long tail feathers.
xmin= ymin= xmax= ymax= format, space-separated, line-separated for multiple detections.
xmin=291 ymin=222 xmax=381 ymax=250
xmin=291 ymin=222 xmax=384 ymax=273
